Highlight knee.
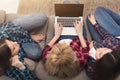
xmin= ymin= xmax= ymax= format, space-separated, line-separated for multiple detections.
xmin=95 ymin=6 xmax=105 ymax=15
xmin=22 ymin=43 xmax=42 ymax=60
xmin=29 ymin=47 xmax=42 ymax=60
xmin=95 ymin=6 xmax=104 ymax=11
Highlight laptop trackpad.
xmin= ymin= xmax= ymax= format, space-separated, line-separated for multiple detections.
xmin=61 ymin=27 xmax=77 ymax=35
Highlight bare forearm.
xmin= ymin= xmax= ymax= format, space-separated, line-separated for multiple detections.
xmin=48 ymin=36 xmax=59 ymax=46
xmin=78 ymin=34 xmax=87 ymax=48
xmin=19 ymin=65 xmax=26 ymax=70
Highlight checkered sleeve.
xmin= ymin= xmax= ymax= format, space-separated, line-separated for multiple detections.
xmin=94 ymin=23 xmax=119 ymax=49
xmin=85 ymin=56 xmax=96 ymax=78
xmin=5 ymin=66 xmax=38 ymax=80
xmin=70 ymin=38 xmax=90 ymax=69
xmin=0 ymin=23 xmax=34 ymax=44
xmin=94 ymin=23 xmax=114 ymax=40
xmin=42 ymin=45 xmax=52 ymax=62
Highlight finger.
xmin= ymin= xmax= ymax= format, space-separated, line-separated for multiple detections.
xmin=87 ymin=13 xmax=91 ymax=19
xmin=13 ymin=55 xmax=18 ymax=61
xmin=76 ymin=20 xmax=80 ymax=24
xmin=91 ymin=13 xmax=95 ymax=18
xmin=54 ymin=23 xmax=57 ymax=27
xmin=96 ymin=48 xmax=110 ymax=59
xmin=88 ymin=13 xmax=93 ymax=19
xmin=77 ymin=21 xmax=81 ymax=23
xmin=96 ymin=48 xmax=105 ymax=59
xmin=88 ymin=13 xmax=91 ymax=17
xmin=59 ymin=23 xmax=63 ymax=28
xmin=59 ymin=22 xmax=62 ymax=26
xmin=74 ymin=20 xmax=77 ymax=27
xmin=11 ymin=56 xmax=16 ymax=64
xmin=101 ymin=48 xmax=112 ymax=56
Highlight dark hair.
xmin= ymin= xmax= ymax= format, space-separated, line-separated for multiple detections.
xmin=93 ymin=50 xmax=120 ymax=80
xmin=0 ymin=39 xmax=12 ymax=76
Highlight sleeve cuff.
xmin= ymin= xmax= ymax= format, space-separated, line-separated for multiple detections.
xmin=93 ymin=23 xmax=98 ymax=28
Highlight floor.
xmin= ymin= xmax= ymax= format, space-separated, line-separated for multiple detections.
xmin=18 ymin=0 xmax=120 ymax=17
xmin=17 ymin=0 xmax=120 ymax=41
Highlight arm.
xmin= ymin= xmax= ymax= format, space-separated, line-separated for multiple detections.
xmin=74 ymin=21 xmax=87 ymax=48
xmin=0 ymin=23 xmax=33 ymax=43
xmin=69 ymin=21 xmax=90 ymax=68
xmin=88 ymin=14 xmax=119 ymax=49
xmin=5 ymin=67 xmax=38 ymax=80
xmin=6 ymin=55 xmax=38 ymax=80
xmin=48 ymin=23 xmax=63 ymax=46
xmin=11 ymin=55 xmax=25 ymax=70
xmin=70 ymin=38 xmax=89 ymax=68
xmin=42 ymin=23 xmax=63 ymax=61
xmin=88 ymin=14 xmax=115 ymax=40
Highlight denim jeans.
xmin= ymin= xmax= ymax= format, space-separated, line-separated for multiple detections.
xmin=22 ymin=42 xmax=42 ymax=60
xmin=86 ymin=17 xmax=103 ymax=42
xmin=95 ymin=7 xmax=120 ymax=36
xmin=86 ymin=7 xmax=120 ymax=42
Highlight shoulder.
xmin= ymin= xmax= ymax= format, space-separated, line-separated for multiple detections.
xmin=0 ymin=22 xmax=23 ymax=31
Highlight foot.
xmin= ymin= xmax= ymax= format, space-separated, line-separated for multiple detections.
xmin=63 ymin=0 xmax=70 ymax=4
xmin=73 ymin=0 xmax=79 ymax=4
xmin=31 ymin=34 xmax=45 ymax=43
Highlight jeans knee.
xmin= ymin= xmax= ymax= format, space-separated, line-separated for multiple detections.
xmin=95 ymin=7 xmax=105 ymax=15
xmin=29 ymin=47 xmax=42 ymax=60
xmin=22 ymin=42 xmax=42 ymax=60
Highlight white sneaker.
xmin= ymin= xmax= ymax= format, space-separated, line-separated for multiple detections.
xmin=73 ymin=0 xmax=79 ymax=4
xmin=63 ymin=0 xmax=70 ymax=4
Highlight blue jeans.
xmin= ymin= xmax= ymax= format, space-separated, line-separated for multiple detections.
xmin=86 ymin=7 xmax=120 ymax=42
xmin=86 ymin=17 xmax=103 ymax=42
xmin=95 ymin=7 xmax=120 ymax=36
xmin=22 ymin=42 xmax=42 ymax=60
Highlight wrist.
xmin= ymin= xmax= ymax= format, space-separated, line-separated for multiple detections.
xmin=54 ymin=35 xmax=59 ymax=40
xmin=19 ymin=65 xmax=25 ymax=70
xmin=78 ymin=34 xmax=83 ymax=37
xmin=93 ymin=22 xmax=97 ymax=26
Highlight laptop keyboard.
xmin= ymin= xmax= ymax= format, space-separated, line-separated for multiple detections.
xmin=57 ymin=17 xmax=81 ymax=27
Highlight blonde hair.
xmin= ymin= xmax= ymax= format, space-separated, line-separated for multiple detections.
xmin=45 ymin=43 xmax=80 ymax=78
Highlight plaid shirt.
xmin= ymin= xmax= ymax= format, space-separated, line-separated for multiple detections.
xmin=94 ymin=23 xmax=120 ymax=49
xmin=86 ymin=23 xmax=120 ymax=78
xmin=0 ymin=23 xmax=38 ymax=80
xmin=42 ymin=37 xmax=90 ymax=69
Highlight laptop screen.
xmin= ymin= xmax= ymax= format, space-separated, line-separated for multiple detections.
xmin=55 ymin=4 xmax=84 ymax=17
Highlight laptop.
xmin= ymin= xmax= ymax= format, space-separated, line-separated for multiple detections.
xmin=55 ymin=4 xmax=84 ymax=35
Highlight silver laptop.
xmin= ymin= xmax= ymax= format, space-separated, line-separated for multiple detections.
xmin=55 ymin=4 xmax=84 ymax=35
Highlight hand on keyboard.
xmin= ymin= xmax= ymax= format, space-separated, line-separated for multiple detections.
xmin=74 ymin=20 xmax=83 ymax=35
xmin=54 ymin=23 xmax=63 ymax=38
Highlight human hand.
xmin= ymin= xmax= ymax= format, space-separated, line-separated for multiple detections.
xmin=74 ymin=20 xmax=83 ymax=35
xmin=11 ymin=55 xmax=25 ymax=70
xmin=12 ymin=42 xmax=20 ymax=56
xmin=88 ymin=13 xmax=97 ymax=25
xmin=89 ymin=41 xmax=94 ymax=48
xmin=96 ymin=48 xmax=112 ymax=60
xmin=54 ymin=23 xmax=63 ymax=38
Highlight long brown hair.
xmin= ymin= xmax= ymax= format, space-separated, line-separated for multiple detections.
xmin=45 ymin=43 xmax=80 ymax=78
xmin=93 ymin=50 xmax=120 ymax=80
xmin=0 ymin=39 xmax=12 ymax=76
